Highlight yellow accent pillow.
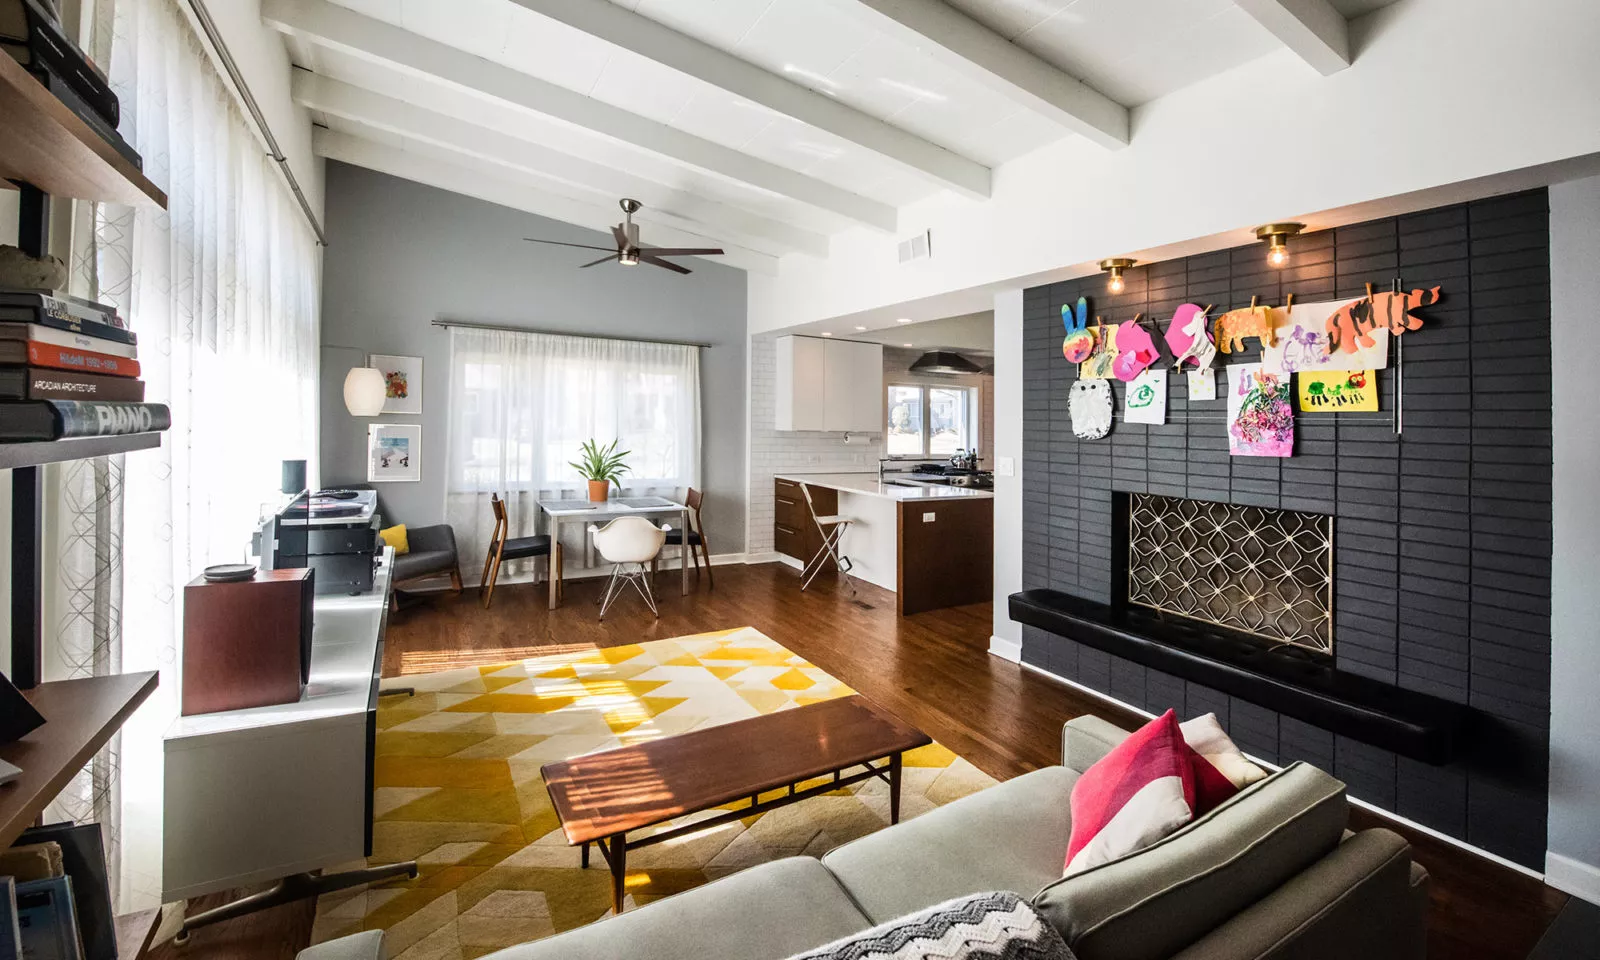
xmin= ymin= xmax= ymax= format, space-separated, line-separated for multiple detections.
xmin=379 ymin=524 xmax=410 ymax=555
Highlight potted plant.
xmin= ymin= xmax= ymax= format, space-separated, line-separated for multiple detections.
xmin=571 ymin=438 xmax=631 ymax=502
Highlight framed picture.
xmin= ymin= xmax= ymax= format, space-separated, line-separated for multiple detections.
xmin=368 ymin=423 xmax=421 ymax=482
xmin=368 ymin=353 xmax=422 ymax=414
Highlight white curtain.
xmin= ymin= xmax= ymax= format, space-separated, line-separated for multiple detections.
xmin=444 ymin=327 xmax=700 ymax=570
xmin=50 ymin=0 xmax=321 ymax=911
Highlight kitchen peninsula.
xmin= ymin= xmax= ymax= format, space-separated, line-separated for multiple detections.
xmin=773 ymin=473 xmax=993 ymax=615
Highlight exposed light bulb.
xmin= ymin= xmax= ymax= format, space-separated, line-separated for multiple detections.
xmin=1107 ymin=273 xmax=1125 ymax=294
xmin=1268 ymin=242 xmax=1289 ymax=267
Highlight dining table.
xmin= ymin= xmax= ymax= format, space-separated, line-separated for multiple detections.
xmin=537 ymin=495 xmax=691 ymax=610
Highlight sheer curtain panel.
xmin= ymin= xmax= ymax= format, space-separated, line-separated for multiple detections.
xmin=445 ymin=328 xmax=701 ymax=570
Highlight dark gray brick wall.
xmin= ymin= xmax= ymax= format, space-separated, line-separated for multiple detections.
xmin=1018 ymin=190 xmax=1552 ymax=868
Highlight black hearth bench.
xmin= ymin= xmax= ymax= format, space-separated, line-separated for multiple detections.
xmin=1009 ymin=590 xmax=1471 ymax=765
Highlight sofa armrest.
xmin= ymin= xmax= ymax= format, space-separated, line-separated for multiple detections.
xmin=405 ymin=524 xmax=457 ymax=557
xmin=297 ymin=931 xmax=384 ymax=960
xmin=1062 ymin=715 xmax=1130 ymax=772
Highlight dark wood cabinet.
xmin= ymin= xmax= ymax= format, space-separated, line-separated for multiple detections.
xmin=773 ymin=478 xmax=835 ymax=573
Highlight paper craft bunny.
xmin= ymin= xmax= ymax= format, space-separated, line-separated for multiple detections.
xmin=1061 ymin=296 xmax=1095 ymax=363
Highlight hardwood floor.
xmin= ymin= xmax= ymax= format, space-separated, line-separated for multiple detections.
xmin=157 ymin=561 xmax=1565 ymax=960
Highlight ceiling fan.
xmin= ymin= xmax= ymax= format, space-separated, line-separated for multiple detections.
xmin=523 ymin=198 xmax=724 ymax=275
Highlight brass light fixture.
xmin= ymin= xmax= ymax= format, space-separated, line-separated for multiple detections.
xmin=1255 ymin=222 xmax=1305 ymax=268
xmin=1098 ymin=257 xmax=1136 ymax=294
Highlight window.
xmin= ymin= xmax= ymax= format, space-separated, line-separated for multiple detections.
xmin=886 ymin=384 xmax=976 ymax=457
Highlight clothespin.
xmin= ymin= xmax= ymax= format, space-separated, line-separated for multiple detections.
xmin=1250 ymin=295 xmax=1259 ymax=309
xmin=1285 ymin=293 xmax=1295 ymax=310
xmin=1364 ymin=282 xmax=1375 ymax=301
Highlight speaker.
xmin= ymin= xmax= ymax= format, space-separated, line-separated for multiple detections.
xmin=281 ymin=459 xmax=307 ymax=495
xmin=181 ymin=568 xmax=315 ymax=716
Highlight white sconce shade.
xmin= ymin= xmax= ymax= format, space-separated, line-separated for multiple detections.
xmin=343 ymin=367 xmax=387 ymax=416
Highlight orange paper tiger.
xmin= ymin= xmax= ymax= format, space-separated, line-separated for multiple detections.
xmin=1214 ymin=305 xmax=1276 ymax=354
xmin=1326 ymin=287 xmax=1442 ymax=353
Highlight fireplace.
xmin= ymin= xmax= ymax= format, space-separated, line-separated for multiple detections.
xmin=1122 ymin=494 xmax=1334 ymax=656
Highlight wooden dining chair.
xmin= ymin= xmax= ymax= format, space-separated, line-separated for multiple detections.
xmin=663 ymin=487 xmax=713 ymax=588
xmin=480 ymin=493 xmax=561 ymax=609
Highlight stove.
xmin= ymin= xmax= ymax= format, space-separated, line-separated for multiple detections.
xmin=905 ymin=463 xmax=994 ymax=490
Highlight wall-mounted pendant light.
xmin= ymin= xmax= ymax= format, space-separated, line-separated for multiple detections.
xmin=1255 ymin=223 xmax=1305 ymax=268
xmin=343 ymin=367 xmax=387 ymax=416
xmin=1098 ymin=258 xmax=1136 ymax=294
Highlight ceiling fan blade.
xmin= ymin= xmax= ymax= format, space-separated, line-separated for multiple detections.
xmin=640 ymin=247 xmax=724 ymax=257
xmin=579 ymin=255 xmax=619 ymax=268
xmin=640 ymin=254 xmax=692 ymax=275
xmin=523 ymin=237 xmax=618 ymax=253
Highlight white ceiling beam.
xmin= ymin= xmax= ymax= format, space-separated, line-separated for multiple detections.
xmin=1234 ymin=0 xmax=1352 ymax=75
xmin=261 ymin=0 xmax=897 ymax=233
xmin=314 ymin=129 xmax=779 ymax=276
xmin=504 ymin=0 xmax=992 ymax=199
xmin=293 ymin=73 xmax=828 ymax=258
xmin=845 ymin=0 xmax=1129 ymax=149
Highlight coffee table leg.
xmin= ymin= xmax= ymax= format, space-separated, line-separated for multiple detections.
xmin=889 ymin=753 xmax=904 ymax=825
xmin=608 ymin=835 xmax=627 ymax=914
xmin=581 ymin=841 xmax=589 ymax=869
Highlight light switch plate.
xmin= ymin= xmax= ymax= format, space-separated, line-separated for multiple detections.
xmin=922 ymin=512 xmax=936 ymax=522
xmin=997 ymin=456 xmax=1015 ymax=477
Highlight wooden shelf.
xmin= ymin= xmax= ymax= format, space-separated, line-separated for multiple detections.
xmin=0 ymin=672 xmax=158 ymax=848
xmin=0 ymin=54 xmax=166 ymax=208
xmin=0 ymin=431 xmax=161 ymax=470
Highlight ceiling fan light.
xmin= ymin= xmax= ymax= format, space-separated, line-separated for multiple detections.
xmin=619 ymin=252 xmax=640 ymax=266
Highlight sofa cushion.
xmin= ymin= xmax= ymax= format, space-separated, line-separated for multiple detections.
xmin=788 ymin=891 xmax=1074 ymax=960
xmin=391 ymin=548 xmax=453 ymax=582
xmin=1033 ymin=762 xmax=1347 ymax=960
xmin=477 ymin=857 xmax=872 ymax=960
xmin=1066 ymin=710 xmax=1197 ymax=875
xmin=822 ymin=766 xmax=1078 ymax=925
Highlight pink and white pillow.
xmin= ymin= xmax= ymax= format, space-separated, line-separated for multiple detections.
xmin=1064 ymin=710 xmax=1197 ymax=875
xmin=1181 ymin=713 xmax=1268 ymax=796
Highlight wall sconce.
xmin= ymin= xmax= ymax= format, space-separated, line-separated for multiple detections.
xmin=1255 ymin=223 xmax=1305 ymax=267
xmin=1098 ymin=258 xmax=1136 ymax=294
xmin=343 ymin=367 xmax=387 ymax=416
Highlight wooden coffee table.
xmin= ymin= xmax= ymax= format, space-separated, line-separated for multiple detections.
xmin=541 ymin=694 xmax=932 ymax=913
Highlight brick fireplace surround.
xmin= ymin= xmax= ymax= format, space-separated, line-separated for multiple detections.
xmin=1018 ymin=189 xmax=1553 ymax=868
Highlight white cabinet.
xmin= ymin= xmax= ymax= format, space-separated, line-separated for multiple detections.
xmin=774 ymin=336 xmax=883 ymax=433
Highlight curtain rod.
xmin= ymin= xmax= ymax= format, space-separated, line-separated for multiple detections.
xmin=431 ymin=318 xmax=712 ymax=349
xmin=184 ymin=1 xmax=329 ymax=247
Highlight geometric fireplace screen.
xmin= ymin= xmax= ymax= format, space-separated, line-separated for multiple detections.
xmin=1126 ymin=494 xmax=1335 ymax=655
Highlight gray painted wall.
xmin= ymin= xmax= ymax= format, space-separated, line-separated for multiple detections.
xmin=318 ymin=163 xmax=748 ymax=553
xmin=1547 ymin=174 xmax=1600 ymax=901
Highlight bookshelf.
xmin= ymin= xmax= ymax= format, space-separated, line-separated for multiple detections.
xmin=0 ymin=672 xmax=158 ymax=848
xmin=0 ymin=432 xmax=160 ymax=471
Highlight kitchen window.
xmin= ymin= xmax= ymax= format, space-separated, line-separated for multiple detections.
xmin=886 ymin=384 xmax=976 ymax=457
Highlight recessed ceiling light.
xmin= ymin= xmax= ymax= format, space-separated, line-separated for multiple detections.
xmin=903 ymin=343 xmax=913 ymax=347
xmin=820 ymin=331 xmax=833 ymax=337
xmin=854 ymin=325 xmax=867 ymax=331
xmin=896 ymin=317 xmax=913 ymax=324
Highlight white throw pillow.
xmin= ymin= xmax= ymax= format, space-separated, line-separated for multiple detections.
xmin=1180 ymin=713 xmax=1268 ymax=789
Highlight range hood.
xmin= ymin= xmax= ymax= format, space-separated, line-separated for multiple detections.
xmin=908 ymin=351 xmax=983 ymax=375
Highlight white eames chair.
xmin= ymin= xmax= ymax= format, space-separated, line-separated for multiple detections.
xmin=589 ymin=516 xmax=670 ymax=620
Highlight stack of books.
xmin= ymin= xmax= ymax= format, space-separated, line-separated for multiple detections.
xmin=0 ymin=290 xmax=170 ymax=442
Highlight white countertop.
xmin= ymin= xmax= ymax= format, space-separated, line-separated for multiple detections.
xmin=776 ymin=472 xmax=995 ymax=501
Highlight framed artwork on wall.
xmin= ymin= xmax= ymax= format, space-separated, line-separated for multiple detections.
xmin=368 ymin=423 xmax=421 ymax=482
xmin=368 ymin=353 xmax=422 ymax=414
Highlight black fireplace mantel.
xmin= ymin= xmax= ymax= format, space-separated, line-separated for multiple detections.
xmin=1010 ymin=590 xmax=1471 ymax=765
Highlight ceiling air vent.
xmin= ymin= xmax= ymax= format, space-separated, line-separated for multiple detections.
xmin=898 ymin=229 xmax=932 ymax=264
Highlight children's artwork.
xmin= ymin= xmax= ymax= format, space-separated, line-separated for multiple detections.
xmin=1327 ymin=286 xmax=1441 ymax=354
xmin=368 ymin=354 xmax=422 ymax=415
xmin=1123 ymin=368 xmax=1168 ymax=425
xmin=1226 ymin=363 xmax=1293 ymax=458
xmin=1214 ymin=303 xmax=1276 ymax=354
xmin=1061 ymin=297 xmax=1095 ymax=363
xmin=1069 ymin=379 xmax=1113 ymax=440
xmin=1298 ymin=370 xmax=1377 ymax=411
xmin=368 ymin=423 xmax=421 ymax=482
xmin=1188 ymin=367 xmax=1217 ymax=401
xmin=1261 ymin=299 xmax=1389 ymax=374
xmin=1079 ymin=322 xmax=1118 ymax=379
xmin=1111 ymin=315 xmax=1160 ymax=381
xmin=1165 ymin=304 xmax=1215 ymax=371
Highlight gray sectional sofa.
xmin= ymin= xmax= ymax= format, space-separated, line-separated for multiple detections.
xmin=301 ymin=715 xmax=1430 ymax=960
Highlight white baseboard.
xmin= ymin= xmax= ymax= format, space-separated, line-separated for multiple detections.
xmin=1018 ymin=659 xmax=1549 ymax=882
xmin=1546 ymin=851 xmax=1600 ymax=904
xmin=741 ymin=551 xmax=786 ymax=565
xmin=988 ymin=635 xmax=1022 ymax=663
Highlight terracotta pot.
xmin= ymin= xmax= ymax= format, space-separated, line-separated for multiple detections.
xmin=587 ymin=480 xmax=611 ymax=502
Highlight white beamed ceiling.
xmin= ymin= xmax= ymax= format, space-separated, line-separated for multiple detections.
xmin=278 ymin=0 xmax=1402 ymax=268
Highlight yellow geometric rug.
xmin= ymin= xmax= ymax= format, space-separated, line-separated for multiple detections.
xmin=310 ymin=627 xmax=996 ymax=960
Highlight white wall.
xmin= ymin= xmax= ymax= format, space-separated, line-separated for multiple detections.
xmin=988 ymin=289 xmax=1023 ymax=660
xmin=1546 ymin=174 xmax=1600 ymax=905
xmin=749 ymin=0 xmax=1600 ymax=334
